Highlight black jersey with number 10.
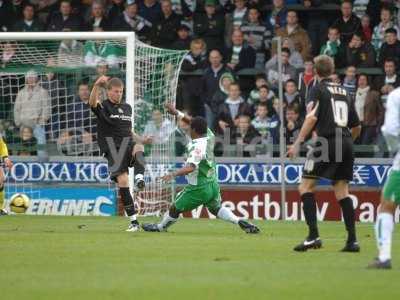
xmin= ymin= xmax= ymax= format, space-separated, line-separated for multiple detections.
xmin=308 ymin=79 xmax=360 ymax=138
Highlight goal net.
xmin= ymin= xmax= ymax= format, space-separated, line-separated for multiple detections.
xmin=0 ymin=32 xmax=187 ymax=216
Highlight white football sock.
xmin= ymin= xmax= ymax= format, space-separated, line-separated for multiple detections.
xmin=130 ymin=214 xmax=137 ymax=222
xmin=157 ymin=212 xmax=178 ymax=231
xmin=375 ymin=212 xmax=394 ymax=262
xmin=217 ymin=207 xmax=240 ymax=224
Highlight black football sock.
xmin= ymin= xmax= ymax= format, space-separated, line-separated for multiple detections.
xmin=119 ymin=187 xmax=137 ymax=217
xmin=301 ymin=193 xmax=319 ymax=239
xmin=133 ymin=151 xmax=145 ymax=177
xmin=339 ymin=197 xmax=356 ymax=243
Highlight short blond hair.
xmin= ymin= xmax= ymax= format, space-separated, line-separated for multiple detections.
xmin=190 ymin=38 xmax=206 ymax=52
xmin=314 ymin=55 xmax=335 ymax=78
xmin=106 ymin=77 xmax=124 ymax=90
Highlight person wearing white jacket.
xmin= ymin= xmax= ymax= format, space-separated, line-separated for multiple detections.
xmin=13 ymin=70 xmax=51 ymax=156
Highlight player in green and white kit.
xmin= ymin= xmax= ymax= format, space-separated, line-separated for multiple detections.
xmin=368 ymin=88 xmax=400 ymax=269
xmin=142 ymin=105 xmax=260 ymax=234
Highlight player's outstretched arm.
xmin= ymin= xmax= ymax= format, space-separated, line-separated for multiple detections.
xmin=160 ymin=164 xmax=196 ymax=182
xmin=165 ymin=103 xmax=192 ymax=124
xmin=89 ymin=75 xmax=109 ymax=108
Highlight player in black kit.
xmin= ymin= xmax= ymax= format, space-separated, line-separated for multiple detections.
xmin=89 ymin=76 xmax=149 ymax=232
xmin=287 ymin=55 xmax=362 ymax=252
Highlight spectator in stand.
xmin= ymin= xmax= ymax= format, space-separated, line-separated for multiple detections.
xmin=345 ymin=32 xmax=376 ymax=67
xmin=332 ymin=0 xmax=361 ymax=45
xmin=180 ymin=39 xmax=208 ymax=115
xmin=174 ymin=112 xmax=191 ymax=156
xmin=272 ymin=96 xmax=284 ymax=116
xmin=361 ymin=14 xmax=372 ymax=42
xmin=275 ymin=10 xmax=311 ymax=60
xmin=17 ymin=126 xmax=37 ymax=156
xmin=355 ymin=73 xmax=384 ymax=145
xmin=143 ymin=109 xmax=175 ymax=145
xmin=67 ymin=82 xmax=95 ymax=135
xmin=248 ymin=75 xmax=275 ymax=106
xmin=12 ymin=0 xmax=28 ymax=20
xmin=283 ymin=79 xmax=301 ymax=108
xmin=353 ymin=0 xmax=369 ymax=19
xmin=374 ymin=58 xmax=400 ymax=105
xmin=301 ymin=0 xmax=330 ymax=57
xmin=13 ymin=3 xmax=44 ymax=32
xmin=298 ymin=59 xmax=316 ymax=116
xmin=193 ymin=0 xmax=225 ymax=51
xmin=216 ymin=82 xmax=252 ymax=135
xmin=0 ymin=42 xmax=18 ymax=68
xmin=240 ymin=6 xmax=272 ymax=69
xmin=57 ymin=129 xmax=94 ymax=156
xmin=84 ymin=27 xmax=123 ymax=68
xmin=234 ymin=114 xmax=261 ymax=157
xmin=210 ymin=72 xmax=235 ymax=127
xmin=371 ymin=6 xmax=400 ymax=56
xmin=107 ymin=0 xmax=125 ymax=23
xmin=112 ymin=0 xmax=152 ymax=41
xmin=0 ymin=0 xmax=16 ymax=32
xmin=343 ymin=65 xmax=357 ymax=100
xmin=253 ymin=85 xmax=276 ymax=116
xmin=285 ymin=103 xmax=301 ymax=145
xmin=320 ymin=26 xmax=346 ymax=68
xmin=226 ymin=28 xmax=256 ymax=72
xmin=57 ymin=30 xmax=84 ymax=67
xmin=150 ymin=0 xmax=182 ymax=48
xmin=266 ymin=47 xmax=297 ymax=91
xmin=366 ymin=0 xmax=395 ymax=29
xmin=251 ymin=102 xmax=279 ymax=144
xmin=29 ymin=0 xmax=57 ymax=25
xmin=267 ymin=37 xmax=303 ymax=69
xmin=138 ymin=0 xmax=162 ymax=26
xmin=172 ymin=24 xmax=192 ymax=50
xmin=90 ymin=61 xmax=109 ymax=102
xmin=224 ymin=0 xmax=249 ymax=48
xmin=14 ymin=70 xmax=50 ymax=154
xmin=170 ymin=0 xmax=195 ymax=20
xmin=41 ymin=58 xmax=69 ymax=139
xmin=87 ymin=0 xmax=110 ymax=31
xmin=330 ymin=72 xmax=342 ymax=85
xmin=47 ymin=0 xmax=83 ymax=31
xmin=265 ymin=0 xmax=287 ymax=32
xmin=378 ymin=28 xmax=400 ymax=68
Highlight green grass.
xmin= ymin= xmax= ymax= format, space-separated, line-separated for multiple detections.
xmin=0 ymin=216 xmax=399 ymax=300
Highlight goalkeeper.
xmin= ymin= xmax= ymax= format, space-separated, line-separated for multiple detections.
xmin=0 ymin=135 xmax=12 ymax=216
xmin=368 ymin=88 xmax=400 ymax=269
xmin=142 ymin=104 xmax=260 ymax=234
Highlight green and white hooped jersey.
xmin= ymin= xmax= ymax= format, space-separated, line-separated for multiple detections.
xmin=185 ymin=128 xmax=217 ymax=186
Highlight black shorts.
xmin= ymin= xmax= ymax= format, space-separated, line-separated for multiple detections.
xmin=302 ymin=136 xmax=354 ymax=182
xmin=103 ymin=142 xmax=135 ymax=182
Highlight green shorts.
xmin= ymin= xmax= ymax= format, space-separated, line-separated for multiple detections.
xmin=383 ymin=170 xmax=400 ymax=204
xmin=174 ymin=180 xmax=221 ymax=213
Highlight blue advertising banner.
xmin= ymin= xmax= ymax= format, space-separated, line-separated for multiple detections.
xmin=6 ymin=187 xmax=117 ymax=216
xmin=5 ymin=161 xmax=392 ymax=187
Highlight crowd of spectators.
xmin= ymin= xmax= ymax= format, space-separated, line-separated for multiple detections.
xmin=1 ymin=0 xmax=400 ymax=157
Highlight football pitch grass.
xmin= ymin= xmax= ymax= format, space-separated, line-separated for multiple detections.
xmin=0 ymin=216 xmax=399 ymax=300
